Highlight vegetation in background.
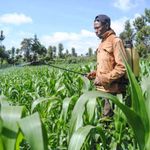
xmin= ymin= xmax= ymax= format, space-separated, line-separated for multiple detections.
xmin=120 ymin=8 xmax=150 ymax=58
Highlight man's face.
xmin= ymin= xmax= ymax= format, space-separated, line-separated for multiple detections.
xmin=94 ymin=21 xmax=106 ymax=39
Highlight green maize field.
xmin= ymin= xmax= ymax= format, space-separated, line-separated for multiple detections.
xmin=0 ymin=60 xmax=150 ymax=150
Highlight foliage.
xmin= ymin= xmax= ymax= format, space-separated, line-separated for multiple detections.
xmin=0 ymin=58 xmax=150 ymax=149
xmin=119 ymin=20 xmax=134 ymax=42
xmin=0 ymin=96 xmax=48 ymax=150
xmin=120 ymin=8 xmax=150 ymax=58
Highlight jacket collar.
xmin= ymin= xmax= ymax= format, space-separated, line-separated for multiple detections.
xmin=101 ymin=29 xmax=116 ymax=41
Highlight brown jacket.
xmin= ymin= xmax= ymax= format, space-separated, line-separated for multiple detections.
xmin=96 ymin=29 xmax=127 ymax=93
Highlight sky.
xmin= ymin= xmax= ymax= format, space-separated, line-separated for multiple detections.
xmin=0 ymin=0 xmax=149 ymax=55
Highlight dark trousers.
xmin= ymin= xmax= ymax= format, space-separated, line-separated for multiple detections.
xmin=102 ymin=98 xmax=114 ymax=117
xmin=102 ymin=92 xmax=127 ymax=117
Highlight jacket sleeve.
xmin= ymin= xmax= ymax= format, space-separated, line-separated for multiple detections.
xmin=97 ymin=39 xmax=127 ymax=86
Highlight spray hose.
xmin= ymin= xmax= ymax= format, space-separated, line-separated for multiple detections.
xmin=19 ymin=61 xmax=87 ymax=76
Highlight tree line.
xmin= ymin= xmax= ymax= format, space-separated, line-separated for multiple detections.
xmin=0 ymin=34 xmax=95 ymax=66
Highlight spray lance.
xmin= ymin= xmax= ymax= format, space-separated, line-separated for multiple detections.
xmin=18 ymin=61 xmax=87 ymax=76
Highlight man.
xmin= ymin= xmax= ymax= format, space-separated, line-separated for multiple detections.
xmin=87 ymin=14 xmax=127 ymax=117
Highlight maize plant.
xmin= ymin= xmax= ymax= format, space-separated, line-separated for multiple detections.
xmin=0 ymin=61 xmax=149 ymax=149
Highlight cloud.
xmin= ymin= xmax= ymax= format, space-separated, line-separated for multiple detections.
xmin=41 ymin=29 xmax=95 ymax=44
xmin=129 ymin=13 xmax=141 ymax=25
xmin=40 ymin=29 xmax=97 ymax=55
xmin=111 ymin=13 xmax=141 ymax=34
xmin=0 ymin=13 xmax=32 ymax=25
xmin=111 ymin=17 xmax=128 ymax=35
xmin=80 ymin=29 xmax=95 ymax=37
xmin=2 ymin=30 xmax=35 ymax=50
xmin=113 ymin=0 xmax=138 ymax=11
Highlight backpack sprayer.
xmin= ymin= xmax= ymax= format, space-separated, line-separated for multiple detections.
xmin=124 ymin=39 xmax=140 ymax=77
xmin=19 ymin=61 xmax=87 ymax=76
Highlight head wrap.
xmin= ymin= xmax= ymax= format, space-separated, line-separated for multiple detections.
xmin=94 ymin=14 xmax=111 ymax=26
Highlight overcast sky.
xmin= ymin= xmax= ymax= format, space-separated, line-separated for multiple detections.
xmin=0 ymin=0 xmax=149 ymax=55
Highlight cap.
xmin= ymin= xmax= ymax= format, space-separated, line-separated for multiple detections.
xmin=94 ymin=14 xmax=111 ymax=26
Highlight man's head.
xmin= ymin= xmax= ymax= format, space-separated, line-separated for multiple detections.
xmin=94 ymin=14 xmax=111 ymax=39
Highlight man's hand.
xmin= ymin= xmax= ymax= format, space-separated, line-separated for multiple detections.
xmin=86 ymin=71 xmax=96 ymax=80
xmin=94 ymin=77 xmax=101 ymax=86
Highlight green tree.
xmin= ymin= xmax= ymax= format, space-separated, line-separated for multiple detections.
xmin=145 ymin=8 xmax=150 ymax=22
xmin=120 ymin=20 xmax=134 ymax=42
xmin=15 ymin=48 xmax=22 ymax=64
xmin=31 ymin=35 xmax=46 ymax=61
xmin=133 ymin=8 xmax=150 ymax=57
xmin=9 ymin=47 xmax=16 ymax=65
xmin=24 ymin=34 xmax=47 ymax=61
xmin=120 ymin=8 xmax=150 ymax=58
xmin=0 ymin=30 xmax=9 ymax=66
xmin=58 ymin=43 xmax=64 ymax=58
xmin=31 ymin=35 xmax=40 ymax=57
xmin=133 ymin=16 xmax=146 ymax=31
xmin=71 ymin=47 xmax=77 ymax=57
xmin=11 ymin=47 xmax=15 ymax=58
xmin=21 ymin=38 xmax=33 ymax=62
xmin=52 ymin=46 xmax=57 ymax=58
xmin=16 ymin=48 xmax=20 ymax=55
xmin=0 ymin=46 xmax=9 ymax=66
xmin=47 ymin=46 xmax=53 ymax=60
xmin=88 ymin=47 xmax=93 ymax=57
xmin=64 ymin=49 xmax=70 ymax=58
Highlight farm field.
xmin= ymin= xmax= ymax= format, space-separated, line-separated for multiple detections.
xmin=0 ymin=60 xmax=150 ymax=150
xmin=0 ymin=1 xmax=149 ymax=149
